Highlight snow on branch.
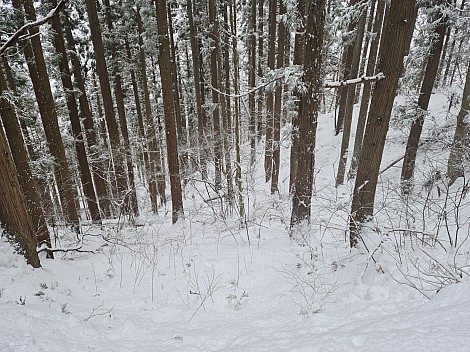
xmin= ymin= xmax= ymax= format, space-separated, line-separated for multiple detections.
xmin=322 ymin=72 xmax=385 ymax=89
xmin=0 ymin=0 xmax=67 ymax=57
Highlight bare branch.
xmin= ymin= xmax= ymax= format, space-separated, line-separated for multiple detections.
xmin=0 ymin=0 xmax=67 ymax=57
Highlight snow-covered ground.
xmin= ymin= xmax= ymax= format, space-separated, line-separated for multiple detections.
xmin=1 ymin=91 xmax=469 ymax=351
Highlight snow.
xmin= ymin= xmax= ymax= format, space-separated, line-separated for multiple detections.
xmin=1 ymin=90 xmax=470 ymax=351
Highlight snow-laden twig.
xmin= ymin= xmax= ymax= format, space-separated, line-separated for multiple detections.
xmin=0 ymin=0 xmax=67 ymax=56
xmin=322 ymin=72 xmax=385 ymax=88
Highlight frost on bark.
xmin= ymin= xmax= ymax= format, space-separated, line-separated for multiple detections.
xmin=350 ymin=0 xmax=416 ymax=247
xmin=290 ymin=0 xmax=325 ymax=227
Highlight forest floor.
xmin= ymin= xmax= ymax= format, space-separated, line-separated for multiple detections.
xmin=1 ymin=91 xmax=470 ymax=351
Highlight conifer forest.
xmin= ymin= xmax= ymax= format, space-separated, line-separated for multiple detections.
xmin=0 ymin=0 xmax=469 ymax=350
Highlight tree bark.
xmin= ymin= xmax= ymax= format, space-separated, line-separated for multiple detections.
xmin=50 ymin=0 xmax=101 ymax=223
xmin=155 ymin=0 xmax=184 ymax=223
xmin=335 ymin=2 xmax=368 ymax=186
xmin=0 ymin=109 xmax=41 ymax=268
xmin=103 ymin=0 xmax=138 ymax=216
xmin=264 ymin=0 xmax=276 ymax=182
xmin=186 ymin=0 xmax=208 ymax=176
xmin=208 ymin=0 xmax=223 ymax=190
xmin=401 ymin=7 xmax=447 ymax=193
xmin=289 ymin=0 xmax=306 ymax=193
xmin=62 ymin=15 xmax=112 ymax=218
xmin=0 ymin=66 xmax=52 ymax=253
xmin=14 ymin=0 xmax=80 ymax=227
xmin=447 ymin=60 xmax=470 ymax=184
xmin=271 ymin=0 xmax=286 ymax=194
xmin=350 ymin=0 xmax=416 ymax=247
xmin=290 ymin=0 xmax=325 ymax=227
xmin=349 ymin=0 xmax=385 ymax=178
xmin=85 ymin=0 xmax=128 ymax=206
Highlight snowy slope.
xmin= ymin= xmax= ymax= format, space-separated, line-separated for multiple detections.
xmin=1 ymin=91 xmax=469 ymax=351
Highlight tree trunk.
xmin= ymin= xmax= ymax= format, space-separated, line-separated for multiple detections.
xmin=103 ymin=0 xmax=138 ymax=217
xmin=447 ymin=60 xmax=470 ymax=184
xmin=187 ymin=0 xmax=208 ymax=176
xmin=335 ymin=0 xmax=358 ymax=135
xmin=50 ymin=0 xmax=101 ymax=223
xmin=335 ymin=3 xmax=368 ymax=186
xmin=289 ymin=0 xmax=306 ymax=193
xmin=0 ymin=111 xmax=40 ymax=268
xmin=0 ymin=66 xmax=52 ymax=253
xmin=85 ymin=0 xmax=128 ymax=207
xmin=290 ymin=0 xmax=325 ymax=227
xmin=208 ymin=0 xmax=223 ymax=190
xmin=155 ymin=0 xmax=184 ymax=223
xmin=62 ymin=14 xmax=112 ymax=219
xmin=14 ymin=0 xmax=80 ymax=227
xmin=401 ymin=7 xmax=447 ymax=193
xmin=350 ymin=0 xmax=416 ymax=247
xmin=257 ymin=0 xmax=265 ymax=140
xmin=264 ymin=0 xmax=276 ymax=182
xmin=349 ymin=0 xmax=386 ymax=178
xmin=229 ymin=0 xmax=245 ymax=218
xmin=271 ymin=0 xmax=286 ymax=194
xmin=125 ymin=37 xmax=148 ymax=186
xmin=222 ymin=1 xmax=234 ymax=206
xmin=248 ymin=0 xmax=257 ymax=165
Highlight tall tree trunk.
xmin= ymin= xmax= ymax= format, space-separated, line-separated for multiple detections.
xmin=208 ymin=0 xmax=223 ymax=190
xmin=0 ymin=109 xmax=41 ymax=267
xmin=137 ymin=9 xmax=165 ymax=209
xmin=350 ymin=0 xmax=416 ymax=247
xmin=257 ymin=0 xmax=265 ymax=140
xmin=271 ymin=0 xmax=286 ymax=194
xmin=447 ymin=60 xmax=470 ymax=184
xmin=0 ymin=66 xmax=52 ymax=253
xmin=186 ymin=0 xmax=208 ymax=176
xmin=103 ymin=0 xmax=138 ymax=217
xmin=335 ymin=0 xmax=358 ymax=135
xmin=229 ymin=0 xmax=245 ymax=218
xmin=167 ymin=4 xmax=185 ymax=148
xmin=264 ymin=0 xmax=276 ymax=182
xmin=62 ymin=14 xmax=112 ymax=219
xmin=125 ymin=37 xmax=148 ymax=185
xmin=222 ymin=1 xmax=234 ymax=206
xmin=401 ymin=7 xmax=447 ymax=193
xmin=290 ymin=0 xmax=325 ymax=227
xmin=85 ymin=0 xmax=128 ymax=208
xmin=248 ymin=0 xmax=257 ymax=165
xmin=155 ymin=0 xmax=184 ymax=223
xmin=289 ymin=0 xmax=306 ymax=193
xmin=50 ymin=0 xmax=101 ymax=223
xmin=349 ymin=0 xmax=385 ymax=178
xmin=335 ymin=3 xmax=368 ymax=186
xmin=14 ymin=0 xmax=80 ymax=227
